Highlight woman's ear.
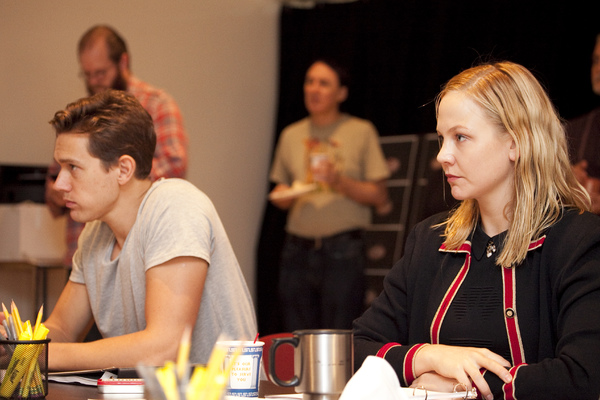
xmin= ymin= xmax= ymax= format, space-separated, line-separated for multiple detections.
xmin=116 ymin=155 xmax=136 ymax=184
xmin=509 ymin=139 xmax=519 ymax=162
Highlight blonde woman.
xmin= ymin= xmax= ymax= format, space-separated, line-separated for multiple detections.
xmin=353 ymin=62 xmax=600 ymax=400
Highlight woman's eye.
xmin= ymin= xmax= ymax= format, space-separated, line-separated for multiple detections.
xmin=456 ymin=134 xmax=466 ymax=142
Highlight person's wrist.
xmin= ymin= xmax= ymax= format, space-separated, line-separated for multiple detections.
xmin=413 ymin=343 xmax=432 ymax=376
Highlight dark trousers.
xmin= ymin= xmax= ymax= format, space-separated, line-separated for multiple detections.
xmin=278 ymin=230 xmax=366 ymax=331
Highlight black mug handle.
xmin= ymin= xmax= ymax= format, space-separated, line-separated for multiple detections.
xmin=268 ymin=336 xmax=299 ymax=387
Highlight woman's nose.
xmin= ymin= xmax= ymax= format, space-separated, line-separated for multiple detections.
xmin=436 ymin=144 xmax=454 ymax=165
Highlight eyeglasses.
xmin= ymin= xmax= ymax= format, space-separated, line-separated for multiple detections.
xmin=78 ymin=64 xmax=115 ymax=82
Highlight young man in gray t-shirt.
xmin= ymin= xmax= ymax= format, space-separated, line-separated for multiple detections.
xmin=41 ymin=89 xmax=256 ymax=370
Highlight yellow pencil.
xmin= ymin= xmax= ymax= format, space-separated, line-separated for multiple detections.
xmin=156 ymin=361 xmax=179 ymax=400
xmin=33 ymin=305 xmax=43 ymax=336
xmin=33 ymin=324 xmax=48 ymax=341
xmin=20 ymin=320 xmax=32 ymax=340
xmin=176 ymin=326 xmax=192 ymax=381
xmin=10 ymin=300 xmax=23 ymax=337
xmin=1 ymin=302 xmax=9 ymax=323
xmin=187 ymin=366 xmax=207 ymax=399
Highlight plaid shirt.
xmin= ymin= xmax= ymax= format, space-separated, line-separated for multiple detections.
xmin=48 ymin=76 xmax=188 ymax=266
xmin=128 ymin=76 xmax=188 ymax=179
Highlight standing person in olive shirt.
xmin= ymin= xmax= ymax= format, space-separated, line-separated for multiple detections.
xmin=269 ymin=59 xmax=390 ymax=331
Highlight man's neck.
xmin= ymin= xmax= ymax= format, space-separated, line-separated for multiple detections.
xmin=310 ymin=110 xmax=342 ymax=127
xmin=105 ymin=178 xmax=153 ymax=248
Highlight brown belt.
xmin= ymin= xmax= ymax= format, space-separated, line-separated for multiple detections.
xmin=287 ymin=229 xmax=363 ymax=250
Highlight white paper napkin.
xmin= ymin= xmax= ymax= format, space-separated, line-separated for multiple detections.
xmin=339 ymin=356 xmax=406 ymax=400
xmin=339 ymin=356 xmax=475 ymax=400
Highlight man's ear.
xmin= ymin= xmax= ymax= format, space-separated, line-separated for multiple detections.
xmin=337 ymin=86 xmax=349 ymax=103
xmin=116 ymin=155 xmax=136 ymax=185
xmin=118 ymin=52 xmax=130 ymax=73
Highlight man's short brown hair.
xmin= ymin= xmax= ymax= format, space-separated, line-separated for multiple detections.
xmin=50 ymin=89 xmax=156 ymax=179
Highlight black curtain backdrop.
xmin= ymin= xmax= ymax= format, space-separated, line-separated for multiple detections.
xmin=256 ymin=0 xmax=600 ymax=335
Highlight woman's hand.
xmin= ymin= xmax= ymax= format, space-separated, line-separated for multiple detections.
xmin=415 ymin=344 xmax=513 ymax=400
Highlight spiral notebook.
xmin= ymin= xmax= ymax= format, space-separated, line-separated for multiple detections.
xmin=265 ymin=389 xmax=477 ymax=400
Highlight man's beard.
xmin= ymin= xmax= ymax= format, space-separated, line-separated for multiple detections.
xmin=86 ymin=69 xmax=128 ymax=95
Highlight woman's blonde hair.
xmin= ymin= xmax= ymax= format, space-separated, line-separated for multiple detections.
xmin=435 ymin=61 xmax=590 ymax=268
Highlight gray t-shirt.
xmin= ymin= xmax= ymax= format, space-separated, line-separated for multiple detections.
xmin=70 ymin=178 xmax=257 ymax=363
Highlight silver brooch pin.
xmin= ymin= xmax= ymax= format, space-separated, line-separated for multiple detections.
xmin=486 ymin=240 xmax=496 ymax=258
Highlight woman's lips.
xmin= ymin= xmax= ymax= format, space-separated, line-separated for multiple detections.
xmin=445 ymin=173 xmax=459 ymax=183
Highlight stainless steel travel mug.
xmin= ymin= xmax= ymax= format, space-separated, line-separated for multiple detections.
xmin=269 ymin=329 xmax=353 ymax=400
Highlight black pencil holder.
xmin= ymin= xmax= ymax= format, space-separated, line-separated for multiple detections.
xmin=0 ymin=339 xmax=50 ymax=400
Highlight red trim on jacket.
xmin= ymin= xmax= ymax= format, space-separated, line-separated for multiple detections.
xmin=403 ymin=343 xmax=428 ymax=384
xmin=502 ymin=236 xmax=546 ymax=366
xmin=433 ymin=242 xmax=472 ymax=344
xmin=528 ymin=236 xmax=545 ymax=251
xmin=376 ymin=342 xmax=401 ymax=358
xmin=503 ymin=364 xmax=525 ymax=400
xmin=502 ymin=266 xmax=525 ymax=365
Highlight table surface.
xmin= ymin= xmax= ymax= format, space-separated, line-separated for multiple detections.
xmin=46 ymin=379 xmax=296 ymax=400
